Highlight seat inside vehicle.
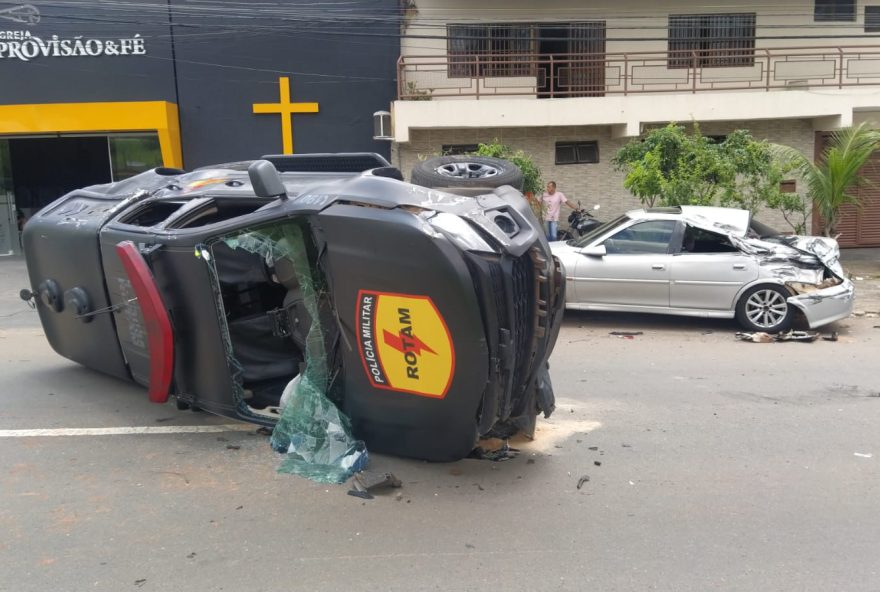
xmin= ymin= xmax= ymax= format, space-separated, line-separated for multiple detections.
xmin=211 ymin=241 xmax=302 ymax=410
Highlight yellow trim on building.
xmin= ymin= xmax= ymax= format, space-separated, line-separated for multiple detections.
xmin=0 ymin=101 xmax=183 ymax=168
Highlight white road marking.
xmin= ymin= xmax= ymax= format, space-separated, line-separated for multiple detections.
xmin=0 ymin=424 xmax=257 ymax=438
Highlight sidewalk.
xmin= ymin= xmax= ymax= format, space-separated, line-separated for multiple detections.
xmin=840 ymin=248 xmax=880 ymax=315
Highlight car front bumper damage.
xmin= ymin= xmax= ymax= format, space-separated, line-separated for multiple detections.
xmin=786 ymin=278 xmax=855 ymax=329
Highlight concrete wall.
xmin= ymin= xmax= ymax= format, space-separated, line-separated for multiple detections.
xmin=394 ymin=118 xmax=815 ymax=231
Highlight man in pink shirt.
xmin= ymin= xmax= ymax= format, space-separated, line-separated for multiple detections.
xmin=537 ymin=181 xmax=577 ymax=241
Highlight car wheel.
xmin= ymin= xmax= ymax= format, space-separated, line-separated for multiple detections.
xmin=735 ymin=285 xmax=794 ymax=332
xmin=411 ymin=156 xmax=524 ymax=190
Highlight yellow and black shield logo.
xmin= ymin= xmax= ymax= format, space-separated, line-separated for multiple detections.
xmin=356 ymin=290 xmax=455 ymax=399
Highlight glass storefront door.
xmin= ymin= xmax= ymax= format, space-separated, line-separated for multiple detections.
xmin=0 ymin=133 xmax=164 ymax=256
xmin=0 ymin=139 xmax=17 ymax=256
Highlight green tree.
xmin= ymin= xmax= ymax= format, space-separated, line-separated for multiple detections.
xmin=471 ymin=140 xmax=543 ymax=196
xmin=614 ymin=123 xmax=804 ymax=231
xmin=773 ymin=123 xmax=880 ymax=237
xmin=613 ymin=123 xmax=730 ymax=207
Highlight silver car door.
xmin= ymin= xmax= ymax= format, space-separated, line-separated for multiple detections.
xmin=669 ymin=225 xmax=759 ymax=310
xmin=574 ymin=219 xmax=676 ymax=307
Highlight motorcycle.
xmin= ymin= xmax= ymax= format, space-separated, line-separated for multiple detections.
xmin=556 ymin=204 xmax=602 ymax=241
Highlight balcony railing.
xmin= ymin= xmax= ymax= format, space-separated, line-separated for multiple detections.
xmin=397 ymin=46 xmax=880 ymax=100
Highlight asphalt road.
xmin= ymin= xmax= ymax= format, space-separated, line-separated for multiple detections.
xmin=1 ymin=258 xmax=879 ymax=591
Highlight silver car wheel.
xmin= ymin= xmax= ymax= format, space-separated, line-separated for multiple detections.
xmin=744 ymin=288 xmax=789 ymax=329
xmin=434 ymin=161 xmax=501 ymax=179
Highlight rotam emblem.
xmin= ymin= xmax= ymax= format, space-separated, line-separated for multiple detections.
xmin=356 ymin=290 xmax=455 ymax=399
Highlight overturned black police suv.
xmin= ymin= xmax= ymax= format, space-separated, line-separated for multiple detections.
xmin=21 ymin=153 xmax=564 ymax=461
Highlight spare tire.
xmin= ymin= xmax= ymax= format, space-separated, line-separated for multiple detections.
xmin=411 ymin=156 xmax=524 ymax=190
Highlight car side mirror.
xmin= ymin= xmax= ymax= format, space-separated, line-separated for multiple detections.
xmin=248 ymin=159 xmax=287 ymax=199
xmin=580 ymin=244 xmax=606 ymax=257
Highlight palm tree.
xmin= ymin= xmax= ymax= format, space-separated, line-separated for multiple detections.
xmin=774 ymin=123 xmax=880 ymax=237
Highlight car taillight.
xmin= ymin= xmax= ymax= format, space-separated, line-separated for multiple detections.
xmin=115 ymin=241 xmax=174 ymax=404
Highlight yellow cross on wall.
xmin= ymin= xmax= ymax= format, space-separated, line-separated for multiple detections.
xmin=252 ymin=76 xmax=319 ymax=154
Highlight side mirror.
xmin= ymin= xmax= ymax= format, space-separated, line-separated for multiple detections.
xmin=580 ymin=244 xmax=606 ymax=257
xmin=248 ymin=159 xmax=287 ymax=199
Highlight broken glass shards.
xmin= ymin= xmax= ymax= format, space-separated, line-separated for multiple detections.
xmin=220 ymin=221 xmax=367 ymax=483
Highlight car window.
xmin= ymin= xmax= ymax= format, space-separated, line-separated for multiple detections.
xmin=680 ymin=224 xmax=738 ymax=253
xmin=571 ymin=214 xmax=629 ymax=247
xmin=601 ymin=220 xmax=676 ymax=254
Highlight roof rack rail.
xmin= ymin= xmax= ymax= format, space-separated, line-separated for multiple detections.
xmin=645 ymin=206 xmax=682 ymax=214
xmin=260 ymin=152 xmax=391 ymax=173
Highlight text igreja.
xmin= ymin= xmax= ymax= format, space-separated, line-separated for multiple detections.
xmin=0 ymin=31 xmax=146 ymax=61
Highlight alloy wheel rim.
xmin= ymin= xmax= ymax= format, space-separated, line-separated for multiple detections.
xmin=745 ymin=289 xmax=788 ymax=329
xmin=435 ymin=162 xmax=501 ymax=179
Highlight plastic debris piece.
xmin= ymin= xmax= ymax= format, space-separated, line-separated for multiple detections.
xmin=353 ymin=471 xmax=402 ymax=492
xmin=347 ymin=489 xmax=374 ymax=500
xmin=469 ymin=440 xmax=519 ymax=462
xmin=854 ymin=452 xmax=873 ymax=458
xmin=823 ymin=332 xmax=839 ymax=342
xmin=735 ymin=332 xmax=775 ymax=343
xmin=576 ymin=475 xmax=590 ymax=489
xmin=736 ymin=331 xmax=820 ymax=343
xmin=776 ymin=330 xmax=820 ymax=342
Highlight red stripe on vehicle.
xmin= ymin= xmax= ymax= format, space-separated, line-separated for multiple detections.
xmin=115 ymin=241 xmax=174 ymax=404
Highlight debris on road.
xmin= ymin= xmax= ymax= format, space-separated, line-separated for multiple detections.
xmin=823 ymin=332 xmax=839 ymax=342
xmin=735 ymin=331 xmax=775 ymax=343
xmin=610 ymin=331 xmax=643 ymax=339
xmin=576 ymin=475 xmax=590 ymax=489
xmin=736 ymin=330 xmax=820 ymax=343
xmin=594 ymin=461 xmax=602 ymax=466
xmin=353 ymin=471 xmax=402 ymax=492
xmin=854 ymin=452 xmax=874 ymax=458
xmin=469 ymin=440 xmax=519 ymax=462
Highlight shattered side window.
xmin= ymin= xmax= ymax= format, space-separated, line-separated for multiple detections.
xmin=681 ymin=225 xmax=739 ymax=254
xmin=213 ymin=220 xmax=367 ymax=483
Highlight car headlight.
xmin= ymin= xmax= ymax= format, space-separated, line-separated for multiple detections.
xmin=428 ymin=212 xmax=494 ymax=253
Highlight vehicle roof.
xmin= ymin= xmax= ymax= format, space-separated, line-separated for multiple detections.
xmin=625 ymin=205 xmax=751 ymax=237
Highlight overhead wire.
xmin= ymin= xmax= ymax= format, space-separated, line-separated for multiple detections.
xmin=8 ymin=1 xmax=880 ymax=84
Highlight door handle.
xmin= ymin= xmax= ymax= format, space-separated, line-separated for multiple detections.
xmin=652 ymin=264 xmax=665 ymax=270
xmin=733 ymin=264 xmax=746 ymax=270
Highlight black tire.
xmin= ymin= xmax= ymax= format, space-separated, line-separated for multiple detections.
xmin=735 ymin=284 xmax=794 ymax=333
xmin=411 ymin=156 xmax=524 ymax=190
xmin=556 ymin=229 xmax=573 ymax=241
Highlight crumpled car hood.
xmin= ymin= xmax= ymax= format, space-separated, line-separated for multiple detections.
xmin=728 ymin=234 xmax=845 ymax=278
xmin=678 ymin=210 xmax=843 ymax=278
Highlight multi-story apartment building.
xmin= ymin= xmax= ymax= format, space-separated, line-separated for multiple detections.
xmin=391 ymin=0 xmax=880 ymax=246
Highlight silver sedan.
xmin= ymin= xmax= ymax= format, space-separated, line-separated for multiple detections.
xmin=550 ymin=206 xmax=855 ymax=332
